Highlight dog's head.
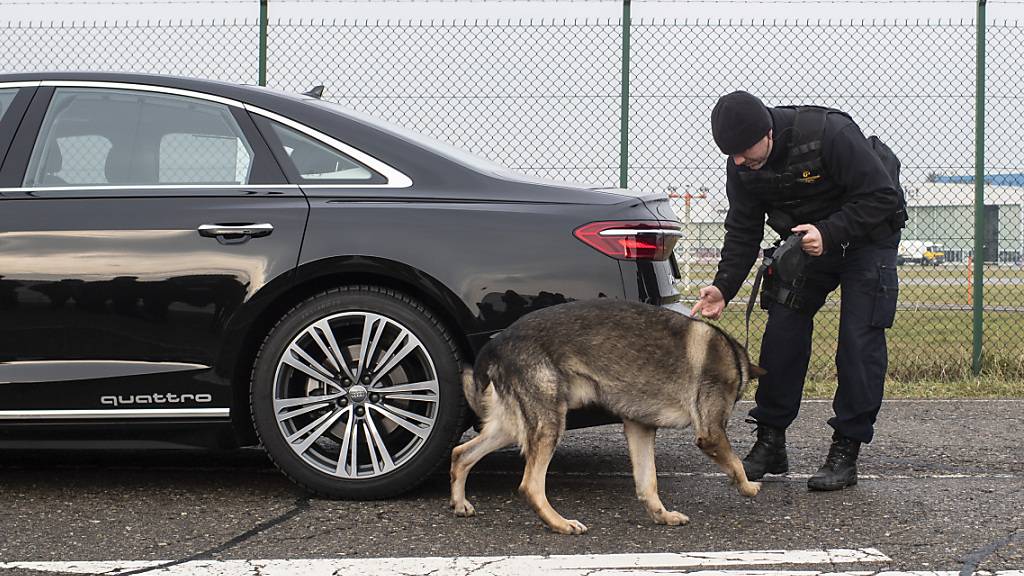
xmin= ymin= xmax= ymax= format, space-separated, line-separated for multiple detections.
xmin=693 ymin=318 xmax=767 ymax=403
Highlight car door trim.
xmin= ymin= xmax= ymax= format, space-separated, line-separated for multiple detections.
xmin=0 ymin=360 xmax=212 ymax=384
xmin=0 ymin=79 xmax=412 ymax=189
xmin=0 ymin=409 xmax=230 ymax=420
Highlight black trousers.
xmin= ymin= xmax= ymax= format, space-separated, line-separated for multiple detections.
xmin=749 ymin=232 xmax=900 ymax=443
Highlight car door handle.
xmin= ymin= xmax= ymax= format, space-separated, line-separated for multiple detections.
xmin=197 ymin=223 xmax=274 ymax=244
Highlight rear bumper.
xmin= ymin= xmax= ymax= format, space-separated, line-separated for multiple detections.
xmin=621 ymin=258 xmax=682 ymax=306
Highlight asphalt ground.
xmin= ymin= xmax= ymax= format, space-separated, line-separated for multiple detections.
xmin=0 ymin=399 xmax=1021 ymax=575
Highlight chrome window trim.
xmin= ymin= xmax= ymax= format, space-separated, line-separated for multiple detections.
xmin=0 ymin=80 xmax=412 ymax=189
xmin=0 ymin=408 xmax=230 ymax=420
xmin=37 ymin=80 xmax=239 ymax=106
xmin=0 ymin=81 xmax=42 ymax=89
xmin=0 ymin=184 xmax=300 ymax=193
xmin=249 ymin=106 xmax=413 ymax=189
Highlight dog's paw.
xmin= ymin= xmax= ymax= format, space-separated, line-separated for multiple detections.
xmin=451 ymin=500 xmax=476 ymax=517
xmin=654 ymin=510 xmax=690 ymax=526
xmin=551 ymin=519 xmax=588 ymax=535
xmin=739 ymin=481 xmax=762 ymax=498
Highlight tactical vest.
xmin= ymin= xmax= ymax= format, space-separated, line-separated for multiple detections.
xmin=737 ymin=106 xmax=907 ymax=240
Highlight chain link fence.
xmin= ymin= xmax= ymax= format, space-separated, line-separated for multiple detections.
xmin=1 ymin=2 xmax=1022 ymax=382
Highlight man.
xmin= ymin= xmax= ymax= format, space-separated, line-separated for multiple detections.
xmin=690 ymin=91 xmax=906 ymax=491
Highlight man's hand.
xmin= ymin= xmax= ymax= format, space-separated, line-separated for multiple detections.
xmin=691 ymin=285 xmax=726 ymax=320
xmin=791 ymin=224 xmax=824 ymax=256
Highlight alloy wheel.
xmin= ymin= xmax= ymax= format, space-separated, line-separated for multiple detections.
xmin=272 ymin=311 xmax=440 ymax=479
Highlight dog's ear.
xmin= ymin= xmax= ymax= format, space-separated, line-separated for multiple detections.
xmin=749 ymin=364 xmax=767 ymax=379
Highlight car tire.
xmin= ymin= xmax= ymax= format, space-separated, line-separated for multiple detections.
xmin=251 ymin=285 xmax=465 ymax=499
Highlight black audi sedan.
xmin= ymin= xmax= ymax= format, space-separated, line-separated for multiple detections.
xmin=0 ymin=72 xmax=683 ymax=498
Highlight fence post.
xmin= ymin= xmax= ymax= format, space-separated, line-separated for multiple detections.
xmin=258 ymin=0 xmax=269 ymax=86
xmin=972 ymin=0 xmax=987 ymax=375
xmin=619 ymin=0 xmax=631 ymax=189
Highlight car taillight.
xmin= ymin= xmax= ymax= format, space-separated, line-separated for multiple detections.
xmin=573 ymin=220 xmax=682 ymax=261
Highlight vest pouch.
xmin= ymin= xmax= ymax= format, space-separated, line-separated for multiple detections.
xmin=760 ymin=235 xmax=809 ymax=311
xmin=759 ymin=272 xmax=775 ymax=310
xmin=763 ymin=275 xmax=804 ymax=311
xmin=772 ymin=232 xmax=810 ymax=284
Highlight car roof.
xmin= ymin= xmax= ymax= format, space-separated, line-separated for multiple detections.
xmin=0 ymin=71 xmax=610 ymax=196
xmin=0 ymin=71 xmax=303 ymax=104
xmin=0 ymin=71 xmax=446 ymax=165
xmin=0 ymin=71 xmax=374 ymax=139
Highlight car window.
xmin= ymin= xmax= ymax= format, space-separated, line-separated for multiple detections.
xmin=0 ymin=89 xmax=16 ymax=120
xmin=311 ymin=99 xmax=589 ymax=188
xmin=159 ymin=132 xmax=251 ymax=184
xmin=50 ymin=134 xmax=113 ymax=184
xmin=266 ymin=121 xmax=374 ymax=181
xmin=24 ymin=88 xmax=253 ymax=188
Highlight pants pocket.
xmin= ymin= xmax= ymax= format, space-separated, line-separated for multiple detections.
xmin=870 ymin=264 xmax=899 ymax=328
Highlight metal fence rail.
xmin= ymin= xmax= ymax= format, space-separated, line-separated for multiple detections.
xmin=1 ymin=2 xmax=1021 ymax=382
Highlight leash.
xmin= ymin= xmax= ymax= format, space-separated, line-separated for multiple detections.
xmin=744 ymin=262 xmax=769 ymax=349
xmin=743 ymin=235 xmax=796 ymax=348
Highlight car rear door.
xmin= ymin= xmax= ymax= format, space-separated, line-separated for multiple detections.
xmin=0 ymin=83 xmax=307 ymax=422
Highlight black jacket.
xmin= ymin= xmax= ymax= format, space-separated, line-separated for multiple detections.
xmin=711 ymin=107 xmax=901 ymax=303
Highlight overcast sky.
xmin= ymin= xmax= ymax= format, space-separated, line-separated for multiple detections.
xmin=3 ymin=0 xmax=1019 ymax=229
xmin=1 ymin=1 xmax=1020 ymax=24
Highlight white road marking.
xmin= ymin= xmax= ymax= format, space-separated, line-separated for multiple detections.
xmin=468 ymin=469 xmax=1018 ymax=480
xmin=3 ymin=564 xmax=1022 ymax=576
xmin=3 ymin=549 xmax=1019 ymax=576
xmin=548 ymin=572 xmax=1012 ymax=576
xmin=737 ymin=399 xmax=1024 ymax=404
xmin=2 ymin=548 xmax=891 ymax=575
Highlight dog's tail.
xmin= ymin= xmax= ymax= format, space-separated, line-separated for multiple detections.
xmin=461 ymin=350 xmax=495 ymax=417
xmin=464 ymin=338 xmax=499 ymax=414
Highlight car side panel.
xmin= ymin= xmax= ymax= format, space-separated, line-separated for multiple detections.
xmin=297 ymin=191 xmax=635 ymax=350
xmin=0 ymin=83 xmax=306 ymax=426
xmin=0 ymin=192 xmax=307 ymax=406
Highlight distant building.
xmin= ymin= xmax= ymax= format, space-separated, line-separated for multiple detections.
xmin=904 ymin=176 xmax=1024 ymax=263
xmin=673 ymin=175 xmax=1024 ymax=264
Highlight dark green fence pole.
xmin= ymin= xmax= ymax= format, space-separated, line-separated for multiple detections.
xmin=618 ymin=0 xmax=631 ymax=189
xmin=972 ymin=0 xmax=986 ymax=375
xmin=258 ymin=0 xmax=269 ymax=86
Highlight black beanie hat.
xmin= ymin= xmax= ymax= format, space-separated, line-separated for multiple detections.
xmin=711 ymin=91 xmax=772 ymax=155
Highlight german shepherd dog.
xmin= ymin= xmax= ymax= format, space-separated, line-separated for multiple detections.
xmin=450 ymin=299 xmax=765 ymax=535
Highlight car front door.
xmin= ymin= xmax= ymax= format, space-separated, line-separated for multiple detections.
xmin=0 ymin=84 xmax=307 ymax=421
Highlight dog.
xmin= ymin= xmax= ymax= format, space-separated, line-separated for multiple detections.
xmin=449 ymin=299 xmax=766 ymax=535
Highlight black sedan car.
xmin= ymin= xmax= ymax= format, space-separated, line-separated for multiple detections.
xmin=0 ymin=72 xmax=682 ymax=498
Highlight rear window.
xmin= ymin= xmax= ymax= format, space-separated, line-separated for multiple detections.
xmin=266 ymin=120 xmax=375 ymax=182
xmin=0 ymin=89 xmax=17 ymax=121
xmin=309 ymin=99 xmax=594 ymax=188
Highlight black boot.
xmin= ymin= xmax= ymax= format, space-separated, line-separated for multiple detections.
xmin=808 ymin=432 xmax=861 ymax=491
xmin=742 ymin=420 xmax=789 ymax=481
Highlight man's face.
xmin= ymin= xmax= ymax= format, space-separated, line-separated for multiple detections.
xmin=731 ymin=130 xmax=773 ymax=170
